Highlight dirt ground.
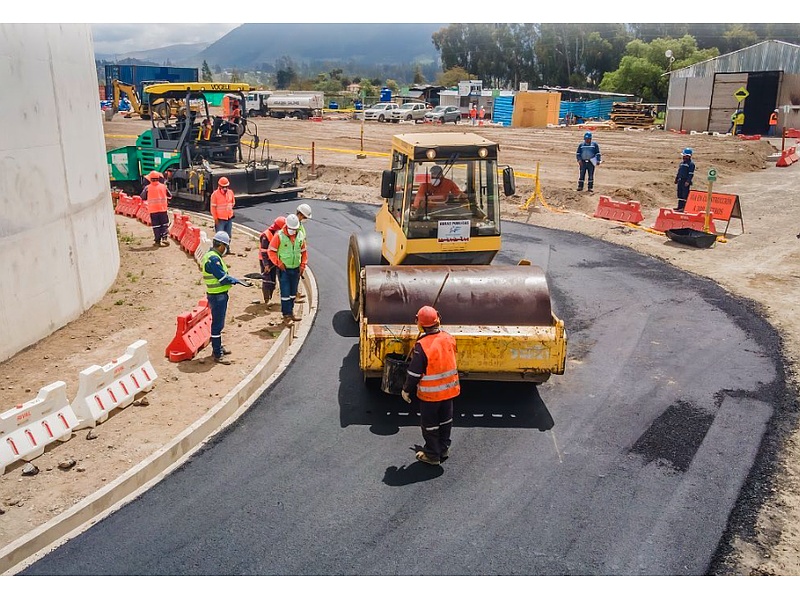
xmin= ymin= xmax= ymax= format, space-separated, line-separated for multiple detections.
xmin=2 ymin=112 xmax=799 ymax=575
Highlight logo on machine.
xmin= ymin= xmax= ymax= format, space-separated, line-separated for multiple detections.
xmin=437 ymin=220 xmax=471 ymax=243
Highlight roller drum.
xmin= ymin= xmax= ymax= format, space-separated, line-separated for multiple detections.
xmin=363 ymin=265 xmax=553 ymax=326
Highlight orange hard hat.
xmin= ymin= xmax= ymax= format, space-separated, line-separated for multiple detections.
xmin=271 ymin=216 xmax=286 ymax=230
xmin=218 ymin=177 xmax=230 ymax=187
xmin=146 ymin=170 xmax=162 ymax=181
xmin=416 ymin=305 xmax=440 ymax=328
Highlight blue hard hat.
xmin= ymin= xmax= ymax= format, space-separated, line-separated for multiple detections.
xmin=584 ymin=132 xmax=592 ymax=138
xmin=682 ymin=148 xmax=693 ymax=156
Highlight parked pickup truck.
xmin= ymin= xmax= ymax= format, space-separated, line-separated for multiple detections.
xmin=363 ymin=102 xmax=399 ymax=122
xmin=389 ymin=102 xmax=428 ymax=123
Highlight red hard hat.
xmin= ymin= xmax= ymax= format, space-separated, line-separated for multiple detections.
xmin=218 ymin=177 xmax=230 ymax=187
xmin=270 ymin=216 xmax=286 ymax=231
xmin=416 ymin=305 xmax=440 ymax=328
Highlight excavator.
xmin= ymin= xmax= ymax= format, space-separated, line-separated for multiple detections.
xmin=346 ymin=132 xmax=567 ymax=393
xmin=111 ymin=79 xmax=180 ymax=120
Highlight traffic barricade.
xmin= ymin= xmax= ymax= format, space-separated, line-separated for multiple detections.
xmin=114 ymin=192 xmax=132 ymax=216
xmin=71 ymin=340 xmax=158 ymax=430
xmin=1 ymin=381 xmax=79 ymax=474
xmin=652 ymin=208 xmax=716 ymax=234
xmin=593 ymin=195 xmax=644 ymax=224
xmin=165 ymin=298 xmax=212 ymax=362
xmin=120 ymin=195 xmax=141 ymax=218
xmin=136 ymin=202 xmax=151 ymax=226
xmin=169 ymin=212 xmax=190 ymax=242
xmin=181 ymin=223 xmax=202 ymax=254
xmin=776 ymin=146 xmax=798 ymax=167
xmin=193 ymin=231 xmax=212 ymax=266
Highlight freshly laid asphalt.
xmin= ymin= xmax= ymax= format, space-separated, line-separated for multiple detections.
xmin=21 ymin=199 xmax=792 ymax=575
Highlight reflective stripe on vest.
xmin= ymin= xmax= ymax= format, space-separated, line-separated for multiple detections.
xmin=202 ymin=250 xmax=232 ymax=294
xmin=277 ymin=229 xmax=305 ymax=269
xmin=211 ymin=189 xmax=234 ymax=219
xmin=416 ymin=332 xmax=460 ymax=402
xmin=146 ymin=182 xmax=168 ymax=213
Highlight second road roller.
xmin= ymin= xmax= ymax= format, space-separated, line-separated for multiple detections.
xmin=346 ymin=132 xmax=567 ymax=393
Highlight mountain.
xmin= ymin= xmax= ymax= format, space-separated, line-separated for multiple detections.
xmin=95 ymin=42 xmax=209 ymax=65
xmin=196 ymin=23 xmax=444 ymax=69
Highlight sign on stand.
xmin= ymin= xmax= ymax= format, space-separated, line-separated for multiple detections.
xmin=685 ymin=190 xmax=744 ymax=235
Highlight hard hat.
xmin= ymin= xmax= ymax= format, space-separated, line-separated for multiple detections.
xmin=285 ymin=213 xmax=300 ymax=231
xmin=272 ymin=216 xmax=286 ymax=230
xmin=584 ymin=132 xmax=592 ymax=139
xmin=146 ymin=170 xmax=162 ymax=181
xmin=296 ymin=203 xmax=312 ymax=219
xmin=682 ymin=148 xmax=693 ymax=156
xmin=430 ymin=165 xmax=443 ymax=176
xmin=415 ymin=305 xmax=440 ymax=328
xmin=218 ymin=177 xmax=230 ymax=187
xmin=212 ymin=231 xmax=231 ymax=246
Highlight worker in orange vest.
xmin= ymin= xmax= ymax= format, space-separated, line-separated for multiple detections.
xmin=258 ymin=216 xmax=286 ymax=305
xmin=478 ymin=105 xmax=486 ymax=124
xmin=210 ymin=177 xmax=236 ymax=241
xmin=140 ymin=171 xmax=172 ymax=247
xmin=402 ymin=305 xmax=460 ymax=466
xmin=769 ymin=108 xmax=779 ymax=136
xmin=469 ymin=104 xmax=477 ymax=125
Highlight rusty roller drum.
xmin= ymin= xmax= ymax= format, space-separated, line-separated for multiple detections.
xmin=363 ymin=265 xmax=553 ymax=326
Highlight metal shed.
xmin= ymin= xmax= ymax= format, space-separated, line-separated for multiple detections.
xmin=666 ymin=40 xmax=800 ymax=135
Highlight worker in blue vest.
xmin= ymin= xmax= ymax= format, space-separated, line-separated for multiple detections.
xmin=202 ymin=231 xmax=252 ymax=364
xmin=576 ymin=131 xmax=602 ymax=192
xmin=674 ymin=148 xmax=695 ymax=213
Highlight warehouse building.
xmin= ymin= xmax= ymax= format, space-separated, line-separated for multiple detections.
xmin=666 ymin=40 xmax=800 ymax=135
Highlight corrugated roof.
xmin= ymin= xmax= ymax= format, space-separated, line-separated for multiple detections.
xmin=671 ymin=40 xmax=800 ymax=78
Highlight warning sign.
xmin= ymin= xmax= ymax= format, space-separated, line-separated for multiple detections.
xmin=734 ymin=87 xmax=749 ymax=102
xmin=685 ymin=190 xmax=744 ymax=235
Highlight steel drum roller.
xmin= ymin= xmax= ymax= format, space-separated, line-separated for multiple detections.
xmin=363 ymin=265 xmax=553 ymax=326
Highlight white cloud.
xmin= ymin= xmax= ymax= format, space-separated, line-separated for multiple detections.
xmin=91 ymin=23 xmax=240 ymax=55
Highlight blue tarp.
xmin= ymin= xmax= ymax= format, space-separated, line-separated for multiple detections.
xmin=559 ymin=98 xmax=615 ymax=121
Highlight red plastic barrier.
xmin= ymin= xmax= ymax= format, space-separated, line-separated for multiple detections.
xmin=652 ymin=208 xmax=716 ymax=234
xmin=135 ymin=202 xmax=150 ymax=225
xmin=593 ymin=195 xmax=644 ymax=224
xmin=181 ymin=224 xmax=202 ymax=254
xmin=120 ymin=195 xmax=141 ymax=218
xmin=169 ymin=213 xmax=191 ymax=242
xmin=785 ymin=128 xmax=800 ymax=138
xmin=164 ymin=299 xmax=212 ymax=362
xmin=737 ymin=134 xmax=762 ymax=141
xmin=776 ymin=146 xmax=798 ymax=167
xmin=114 ymin=192 xmax=130 ymax=215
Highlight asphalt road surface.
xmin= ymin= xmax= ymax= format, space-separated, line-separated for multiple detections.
xmin=21 ymin=199 xmax=789 ymax=575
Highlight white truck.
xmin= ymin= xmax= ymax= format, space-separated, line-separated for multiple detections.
xmin=244 ymin=91 xmax=323 ymax=119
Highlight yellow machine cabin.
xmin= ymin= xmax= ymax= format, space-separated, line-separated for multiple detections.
xmin=346 ymin=132 xmax=567 ymax=392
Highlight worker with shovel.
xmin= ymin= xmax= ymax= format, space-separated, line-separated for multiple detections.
xmin=258 ymin=216 xmax=286 ymax=306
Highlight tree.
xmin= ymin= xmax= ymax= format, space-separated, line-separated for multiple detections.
xmin=437 ymin=66 xmax=473 ymax=87
xmin=413 ymin=65 xmax=426 ymax=85
xmin=201 ymin=60 xmax=214 ymax=82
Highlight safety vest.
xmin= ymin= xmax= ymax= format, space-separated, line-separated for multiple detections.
xmin=210 ymin=188 xmax=235 ymax=220
xmin=202 ymin=250 xmax=232 ymax=295
xmin=416 ymin=331 xmax=460 ymax=402
xmin=276 ymin=229 xmax=305 ymax=269
xmin=146 ymin=182 xmax=168 ymax=213
xmin=770 ymin=112 xmax=778 ymax=126
xmin=259 ymin=225 xmax=281 ymax=262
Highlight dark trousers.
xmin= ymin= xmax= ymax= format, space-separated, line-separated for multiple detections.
xmin=207 ymin=292 xmax=229 ymax=357
xmin=260 ymin=258 xmax=277 ymax=302
xmin=278 ymin=267 xmax=301 ymax=317
xmin=151 ymin=211 xmax=169 ymax=243
xmin=676 ymin=180 xmax=691 ymax=211
xmin=420 ymin=398 xmax=454 ymax=460
xmin=577 ymin=160 xmax=595 ymax=190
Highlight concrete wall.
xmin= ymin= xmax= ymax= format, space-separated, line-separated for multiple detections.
xmin=0 ymin=24 xmax=119 ymax=362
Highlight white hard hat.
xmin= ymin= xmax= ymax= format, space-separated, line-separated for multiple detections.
xmin=296 ymin=203 xmax=312 ymax=219
xmin=285 ymin=213 xmax=300 ymax=231
xmin=212 ymin=231 xmax=231 ymax=246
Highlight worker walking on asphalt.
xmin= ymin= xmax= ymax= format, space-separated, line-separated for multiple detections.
xmin=210 ymin=177 xmax=235 ymax=241
xmin=140 ymin=171 xmax=172 ymax=247
xmin=258 ymin=216 xmax=286 ymax=306
xmin=202 ymin=231 xmax=252 ymax=364
xmin=402 ymin=305 xmax=460 ymax=466
xmin=267 ymin=213 xmax=308 ymax=325
xmin=576 ymin=131 xmax=601 ymax=192
xmin=294 ymin=203 xmax=313 ymax=301
xmin=674 ymin=148 xmax=695 ymax=213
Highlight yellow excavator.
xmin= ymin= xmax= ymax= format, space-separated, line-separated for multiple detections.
xmin=347 ymin=132 xmax=567 ymax=393
xmin=111 ymin=79 xmax=182 ymax=120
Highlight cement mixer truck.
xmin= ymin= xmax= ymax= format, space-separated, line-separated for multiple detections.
xmin=346 ymin=132 xmax=568 ymax=393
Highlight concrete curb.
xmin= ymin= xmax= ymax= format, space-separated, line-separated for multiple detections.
xmin=0 ymin=221 xmax=318 ymax=575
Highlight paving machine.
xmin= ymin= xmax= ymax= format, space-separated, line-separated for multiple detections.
xmin=106 ymin=82 xmax=304 ymax=211
xmin=346 ymin=132 xmax=567 ymax=391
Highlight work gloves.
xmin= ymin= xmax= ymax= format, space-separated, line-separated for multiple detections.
xmin=401 ymin=390 xmax=412 ymax=404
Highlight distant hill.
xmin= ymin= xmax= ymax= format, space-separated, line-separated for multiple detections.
xmin=95 ymin=42 xmax=208 ymax=65
xmin=196 ymin=23 xmax=444 ymax=69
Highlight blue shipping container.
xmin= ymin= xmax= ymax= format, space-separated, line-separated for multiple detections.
xmin=104 ymin=65 xmax=199 ymax=102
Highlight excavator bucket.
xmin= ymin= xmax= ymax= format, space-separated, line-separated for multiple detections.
xmin=359 ymin=265 xmax=567 ymax=384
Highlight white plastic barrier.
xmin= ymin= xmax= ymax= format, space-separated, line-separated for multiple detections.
xmin=71 ymin=340 xmax=158 ymax=430
xmin=1 ymin=381 xmax=79 ymax=475
xmin=194 ymin=230 xmax=211 ymax=266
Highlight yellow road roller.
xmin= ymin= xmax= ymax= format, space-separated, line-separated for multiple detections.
xmin=346 ymin=132 xmax=567 ymax=392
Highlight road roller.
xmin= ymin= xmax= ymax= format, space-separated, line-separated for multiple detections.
xmin=346 ymin=132 xmax=567 ymax=392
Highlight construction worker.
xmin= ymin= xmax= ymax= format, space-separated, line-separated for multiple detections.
xmin=294 ymin=203 xmax=313 ymax=301
xmin=412 ymin=165 xmax=465 ymax=212
xmin=401 ymin=305 xmax=460 ymax=466
xmin=197 ymin=118 xmax=212 ymax=141
xmin=674 ymin=148 xmax=695 ymax=213
xmin=576 ymin=131 xmax=602 ymax=192
xmin=469 ymin=104 xmax=477 ymax=125
xmin=202 ymin=231 xmax=252 ymax=364
xmin=140 ymin=171 xmax=172 ymax=247
xmin=210 ymin=177 xmax=235 ymax=240
xmin=478 ymin=105 xmax=486 ymax=123
xmin=267 ymin=213 xmax=308 ymax=325
xmin=728 ymin=108 xmax=745 ymax=134
xmin=769 ymin=109 xmax=779 ymax=136
xmin=258 ymin=216 xmax=286 ymax=306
